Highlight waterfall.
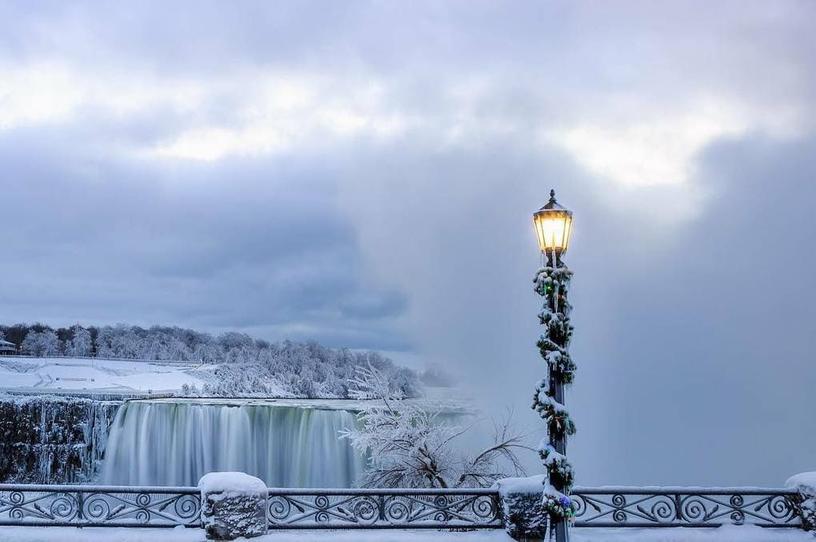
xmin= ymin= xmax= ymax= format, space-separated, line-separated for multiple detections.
xmin=101 ymin=400 xmax=365 ymax=487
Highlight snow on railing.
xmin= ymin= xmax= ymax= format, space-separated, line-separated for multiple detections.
xmin=0 ymin=484 xmax=200 ymax=527
xmin=0 ymin=484 xmax=803 ymax=530
xmin=266 ymin=487 xmax=502 ymax=529
xmin=572 ymin=486 xmax=800 ymax=528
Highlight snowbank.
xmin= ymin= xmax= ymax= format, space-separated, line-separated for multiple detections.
xmin=0 ymin=526 xmax=810 ymax=542
xmin=574 ymin=525 xmax=811 ymax=541
xmin=493 ymin=474 xmax=547 ymax=496
xmin=786 ymin=472 xmax=816 ymax=491
xmin=0 ymin=356 xmax=206 ymax=394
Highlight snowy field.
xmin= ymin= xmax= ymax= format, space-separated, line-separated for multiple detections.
xmin=0 ymin=526 xmax=810 ymax=542
xmin=0 ymin=356 xmax=466 ymax=407
xmin=0 ymin=356 xmax=210 ymax=394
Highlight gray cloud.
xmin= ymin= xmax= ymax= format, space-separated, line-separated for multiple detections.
xmin=0 ymin=127 xmax=407 ymax=349
xmin=0 ymin=1 xmax=814 ymax=486
xmin=597 ymin=134 xmax=816 ymax=484
xmin=331 ymin=131 xmax=816 ymax=486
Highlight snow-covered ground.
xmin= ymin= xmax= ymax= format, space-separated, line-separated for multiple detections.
xmin=0 ymin=356 xmax=210 ymax=394
xmin=0 ymin=356 xmax=468 ymax=408
xmin=135 ymin=395 xmax=471 ymax=414
xmin=0 ymin=526 xmax=810 ymax=542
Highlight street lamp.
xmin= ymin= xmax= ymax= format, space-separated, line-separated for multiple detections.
xmin=532 ymin=189 xmax=576 ymax=542
xmin=532 ymin=189 xmax=573 ymax=264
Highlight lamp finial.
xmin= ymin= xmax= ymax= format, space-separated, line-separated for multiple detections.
xmin=549 ymin=189 xmax=557 ymax=204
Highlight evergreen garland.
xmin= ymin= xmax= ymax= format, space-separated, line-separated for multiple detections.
xmin=539 ymin=443 xmax=574 ymax=488
xmin=544 ymin=492 xmax=577 ymax=521
xmin=531 ymin=262 xmax=576 ymax=523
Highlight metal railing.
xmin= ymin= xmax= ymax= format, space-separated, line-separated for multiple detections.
xmin=0 ymin=484 xmax=803 ymax=530
xmin=266 ymin=488 xmax=501 ymax=529
xmin=0 ymin=484 xmax=200 ymax=527
xmin=572 ymin=487 xmax=800 ymax=528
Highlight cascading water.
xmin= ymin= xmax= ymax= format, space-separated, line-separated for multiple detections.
xmin=101 ymin=399 xmax=365 ymax=487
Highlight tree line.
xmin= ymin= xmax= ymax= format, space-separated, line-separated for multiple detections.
xmin=0 ymin=323 xmax=420 ymax=399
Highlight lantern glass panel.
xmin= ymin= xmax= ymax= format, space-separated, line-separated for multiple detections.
xmin=533 ymin=210 xmax=572 ymax=254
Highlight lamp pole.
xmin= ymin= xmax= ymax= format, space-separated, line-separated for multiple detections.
xmin=531 ymin=190 xmax=576 ymax=542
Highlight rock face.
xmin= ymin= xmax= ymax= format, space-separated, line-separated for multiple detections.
xmin=200 ymin=472 xmax=268 ymax=540
xmin=0 ymin=394 xmax=121 ymax=483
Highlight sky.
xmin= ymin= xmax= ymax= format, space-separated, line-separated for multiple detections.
xmin=1 ymin=1 xmax=815 ymax=486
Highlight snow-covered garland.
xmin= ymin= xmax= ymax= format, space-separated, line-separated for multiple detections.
xmin=531 ymin=264 xmax=577 ymax=522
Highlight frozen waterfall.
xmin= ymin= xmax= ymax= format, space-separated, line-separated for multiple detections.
xmin=101 ymin=400 xmax=365 ymax=487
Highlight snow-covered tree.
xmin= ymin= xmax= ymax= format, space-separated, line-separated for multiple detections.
xmin=65 ymin=325 xmax=93 ymax=357
xmin=342 ymin=364 xmax=528 ymax=488
xmin=94 ymin=326 xmax=115 ymax=358
xmin=110 ymin=325 xmax=141 ymax=358
xmin=3 ymin=321 xmax=420 ymax=399
xmin=21 ymin=330 xmax=60 ymax=357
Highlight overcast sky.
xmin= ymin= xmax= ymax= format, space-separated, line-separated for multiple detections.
xmin=1 ymin=1 xmax=815 ymax=486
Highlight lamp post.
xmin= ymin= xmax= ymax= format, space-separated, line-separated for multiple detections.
xmin=531 ymin=190 xmax=576 ymax=542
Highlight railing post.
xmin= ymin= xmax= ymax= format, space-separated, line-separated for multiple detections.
xmin=76 ymin=490 xmax=84 ymax=523
xmin=496 ymin=476 xmax=549 ymax=541
xmin=200 ymin=473 xmax=268 ymax=540
xmin=674 ymin=493 xmax=682 ymax=522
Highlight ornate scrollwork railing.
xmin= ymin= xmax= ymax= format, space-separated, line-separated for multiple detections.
xmin=0 ymin=484 xmax=803 ymax=530
xmin=0 ymin=484 xmax=200 ymax=527
xmin=572 ymin=487 xmax=800 ymax=528
xmin=266 ymin=488 xmax=502 ymax=529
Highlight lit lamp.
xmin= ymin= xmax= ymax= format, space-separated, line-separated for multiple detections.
xmin=532 ymin=189 xmax=573 ymax=264
xmin=531 ymin=189 xmax=575 ymax=542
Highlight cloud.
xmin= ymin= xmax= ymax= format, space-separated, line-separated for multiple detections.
xmin=0 ymin=0 xmax=814 ymax=486
xmin=334 ymin=128 xmax=816 ymax=486
xmin=2 ymin=2 xmax=812 ymax=189
xmin=588 ymin=133 xmax=816 ymax=485
xmin=546 ymin=95 xmax=804 ymax=187
xmin=0 ymin=128 xmax=407 ymax=349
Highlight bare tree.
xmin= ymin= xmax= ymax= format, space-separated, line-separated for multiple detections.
xmin=341 ymin=364 xmax=530 ymax=488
